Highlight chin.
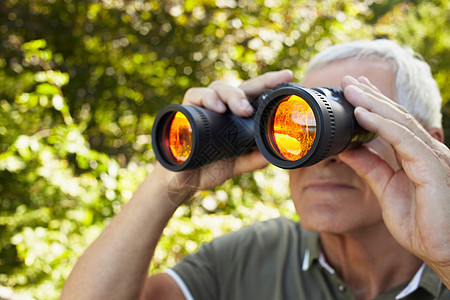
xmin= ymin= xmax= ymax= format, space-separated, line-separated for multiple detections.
xmin=293 ymin=192 xmax=381 ymax=233
xmin=298 ymin=207 xmax=384 ymax=235
xmin=300 ymin=216 xmax=347 ymax=233
xmin=295 ymin=201 xmax=363 ymax=234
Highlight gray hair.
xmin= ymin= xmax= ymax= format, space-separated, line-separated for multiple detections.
xmin=305 ymin=39 xmax=443 ymax=129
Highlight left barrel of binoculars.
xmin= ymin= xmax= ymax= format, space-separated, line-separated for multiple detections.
xmin=151 ymin=104 xmax=256 ymax=171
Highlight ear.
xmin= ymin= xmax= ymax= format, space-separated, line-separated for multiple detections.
xmin=427 ymin=127 xmax=444 ymax=143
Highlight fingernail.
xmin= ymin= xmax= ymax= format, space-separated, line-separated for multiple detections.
xmin=358 ymin=76 xmax=369 ymax=82
xmin=241 ymin=99 xmax=254 ymax=114
xmin=216 ymin=100 xmax=226 ymax=112
xmin=282 ymin=69 xmax=293 ymax=77
xmin=348 ymin=84 xmax=363 ymax=93
xmin=345 ymin=75 xmax=359 ymax=84
xmin=355 ymin=106 xmax=369 ymax=114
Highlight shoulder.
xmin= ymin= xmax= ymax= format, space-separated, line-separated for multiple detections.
xmin=210 ymin=216 xmax=304 ymax=249
xmin=198 ymin=216 xmax=310 ymax=268
xmin=171 ymin=217 xmax=314 ymax=299
xmin=174 ymin=217 xmax=306 ymax=263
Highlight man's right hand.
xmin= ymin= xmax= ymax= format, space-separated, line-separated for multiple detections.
xmin=62 ymin=70 xmax=294 ymax=300
xmin=161 ymin=69 xmax=295 ymax=206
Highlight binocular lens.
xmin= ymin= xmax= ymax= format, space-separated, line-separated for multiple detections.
xmin=168 ymin=111 xmax=192 ymax=164
xmin=271 ymin=95 xmax=317 ymax=161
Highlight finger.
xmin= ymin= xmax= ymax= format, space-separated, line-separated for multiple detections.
xmin=239 ymin=69 xmax=294 ymax=98
xmin=343 ymin=82 xmax=409 ymax=122
xmin=194 ymin=150 xmax=269 ymax=190
xmin=353 ymin=106 xmax=442 ymax=185
xmin=339 ymin=146 xmax=395 ymax=206
xmin=342 ymin=76 xmax=396 ymax=109
xmin=357 ymin=76 xmax=382 ymax=93
xmin=338 ymin=147 xmax=413 ymax=230
xmin=208 ymin=80 xmax=254 ymax=117
xmin=232 ymin=150 xmax=269 ymax=177
xmin=342 ymin=78 xmax=435 ymax=146
xmin=182 ymin=87 xmax=227 ymax=113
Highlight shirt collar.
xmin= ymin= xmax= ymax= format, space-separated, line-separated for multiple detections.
xmin=301 ymin=230 xmax=336 ymax=274
xmin=395 ymin=263 xmax=426 ymax=299
xmin=301 ymin=229 xmax=442 ymax=299
xmin=301 ymin=229 xmax=320 ymax=272
xmin=396 ymin=263 xmax=442 ymax=299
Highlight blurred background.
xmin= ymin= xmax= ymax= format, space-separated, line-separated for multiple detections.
xmin=0 ymin=0 xmax=448 ymax=298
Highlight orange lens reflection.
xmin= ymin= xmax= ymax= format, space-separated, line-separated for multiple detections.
xmin=272 ymin=95 xmax=316 ymax=161
xmin=169 ymin=112 xmax=192 ymax=164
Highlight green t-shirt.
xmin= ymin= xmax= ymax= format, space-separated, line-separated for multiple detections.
xmin=171 ymin=217 xmax=449 ymax=300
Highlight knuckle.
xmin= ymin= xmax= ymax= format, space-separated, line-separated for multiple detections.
xmin=183 ymin=87 xmax=200 ymax=97
xmin=259 ymin=71 xmax=277 ymax=82
xmin=234 ymin=87 xmax=247 ymax=98
xmin=395 ymin=103 xmax=409 ymax=113
xmin=403 ymin=112 xmax=418 ymax=127
xmin=211 ymin=80 xmax=246 ymax=99
xmin=182 ymin=87 xmax=216 ymax=104
xmin=208 ymin=80 xmax=225 ymax=88
xmin=182 ymin=87 xmax=199 ymax=103
xmin=262 ymin=70 xmax=279 ymax=77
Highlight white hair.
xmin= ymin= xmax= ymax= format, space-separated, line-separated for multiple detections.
xmin=305 ymin=39 xmax=443 ymax=129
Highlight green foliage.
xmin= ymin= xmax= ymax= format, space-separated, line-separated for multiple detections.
xmin=373 ymin=0 xmax=450 ymax=141
xmin=0 ymin=0 xmax=448 ymax=298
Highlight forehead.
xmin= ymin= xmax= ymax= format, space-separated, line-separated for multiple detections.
xmin=301 ymin=58 xmax=397 ymax=100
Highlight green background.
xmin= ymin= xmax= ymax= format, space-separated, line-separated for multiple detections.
xmin=0 ymin=0 xmax=448 ymax=298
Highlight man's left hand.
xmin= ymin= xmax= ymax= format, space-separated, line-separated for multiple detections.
xmin=339 ymin=75 xmax=450 ymax=287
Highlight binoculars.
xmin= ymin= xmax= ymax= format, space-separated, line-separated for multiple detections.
xmin=151 ymin=83 xmax=375 ymax=171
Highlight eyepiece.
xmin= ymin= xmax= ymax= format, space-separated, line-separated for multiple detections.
xmin=271 ymin=94 xmax=317 ymax=161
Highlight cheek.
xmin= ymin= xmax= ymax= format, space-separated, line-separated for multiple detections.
xmin=288 ymin=169 xmax=312 ymax=212
xmin=288 ymin=169 xmax=309 ymax=194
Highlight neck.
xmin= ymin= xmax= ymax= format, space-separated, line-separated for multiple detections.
xmin=319 ymin=223 xmax=422 ymax=300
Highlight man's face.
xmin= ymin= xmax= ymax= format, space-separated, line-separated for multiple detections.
xmin=290 ymin=58 xmax=399 ymax=234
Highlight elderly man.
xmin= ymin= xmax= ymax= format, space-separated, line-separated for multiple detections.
xmin=62 ymin=40 xmax=450 ymax=300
